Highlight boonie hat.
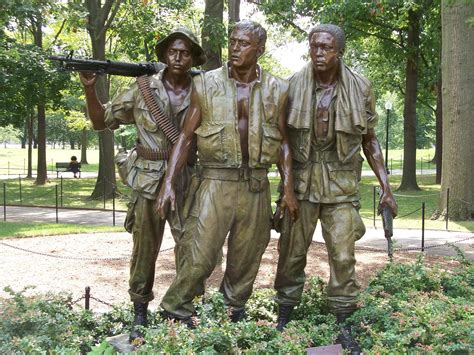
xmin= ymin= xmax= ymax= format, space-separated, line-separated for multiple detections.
xmin=155 ymin=27 xmax=206 ymax=67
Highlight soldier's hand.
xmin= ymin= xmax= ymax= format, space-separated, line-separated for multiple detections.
xmin=79 ymin=72 xmax=98 ymax=87
xmin=155 ymin=183 xmax=176 ymax=219
xmin=379 ymin=189 xmax=398 ymax=217
xmin=280 ymin=192 xmax=300 ymax=222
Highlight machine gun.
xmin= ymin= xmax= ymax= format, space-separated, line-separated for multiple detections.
xmin=49 ymin=53 xmax=165 ymax=77
xmin=380 ymin=205 xmax=394 ymax=260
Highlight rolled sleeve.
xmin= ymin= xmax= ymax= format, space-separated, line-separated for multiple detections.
xmin=104 ymin=82 xmax=138 ymax=130
xmin=366 ymin=86 xmax=378 ymax=129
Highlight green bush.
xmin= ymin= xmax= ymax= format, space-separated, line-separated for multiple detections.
xmin=1 ymin=258 xmax=472 ymax=353
xmin=350 ymin=256 xmax=473 ymax=352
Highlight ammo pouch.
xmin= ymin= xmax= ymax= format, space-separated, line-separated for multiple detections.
xmin=248 ymin=168 xmax=269 ymax=193
xmin=114 ymin=149 xmax=129 ymax=185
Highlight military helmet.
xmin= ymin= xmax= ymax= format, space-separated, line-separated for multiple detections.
xmin=155 ymin=27 xmax=206 ymax=67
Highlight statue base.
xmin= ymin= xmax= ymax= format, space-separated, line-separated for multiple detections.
xmin=307 ymin=344 xmax=343 ymax=354
xmin=106 ymin=334 xmax=136 ymax=353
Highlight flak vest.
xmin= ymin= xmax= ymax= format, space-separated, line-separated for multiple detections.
xmin=192 ymin=65 xmax=289 ymax=169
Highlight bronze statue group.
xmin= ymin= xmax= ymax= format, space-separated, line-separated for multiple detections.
xmin=80 ymin=20 xmax=397 ymax=354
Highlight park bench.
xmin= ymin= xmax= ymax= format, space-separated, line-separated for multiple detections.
xmin=55 ymin=162 xmax=81 ymax=178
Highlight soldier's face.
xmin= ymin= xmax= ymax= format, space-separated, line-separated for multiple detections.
xmin=309 ymin=32 xmax=340 ymax=74
xmin=165 ymin=38 xmax=193 ymax=76
xmin=229 ymin=29 xmax=263 ymax=69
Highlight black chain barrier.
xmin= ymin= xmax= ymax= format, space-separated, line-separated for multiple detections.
xmin=0 ymin=241 xmax=130 ymax=261
xmin=313 ymin=235 xmax=474 ymax=253
xmin=0 ymin=242 xmax=176 ymax=261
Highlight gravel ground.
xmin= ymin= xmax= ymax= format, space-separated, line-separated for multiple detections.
xmin=0 ymin=231 xmax=462 ymax=313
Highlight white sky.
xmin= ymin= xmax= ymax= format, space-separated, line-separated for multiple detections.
xmin=239 ymin=2 xmax=308 ymax=73
xmin=194 ymin=0 xmax=308 ymax=73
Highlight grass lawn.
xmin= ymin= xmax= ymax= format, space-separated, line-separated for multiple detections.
xmin=270 ymin=173 xmax=474 ymax=233
xmin=0 ymin=221 xmax=124 ymax=239
xmin=0 ymin=147 xmax=102 ymax=174
xmin=0 ymin=177 xmax=131 ymax=211
xmin=2 ymin=147 xmax=472 ymax=235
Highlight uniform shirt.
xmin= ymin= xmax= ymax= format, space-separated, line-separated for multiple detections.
xmin=104 ymin=69 xmax=191 ymax=199
xmin=289 ymin=63 xmax=378 ymax=204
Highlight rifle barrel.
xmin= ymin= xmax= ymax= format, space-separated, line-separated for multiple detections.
xmin=48 ymin=56 xmax=161 ymax=77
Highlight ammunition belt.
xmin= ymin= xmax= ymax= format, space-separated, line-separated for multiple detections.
xmin=136 ymin=75 xmax=180 ymax=144
xmin=135 ymin=143 xmax=171 ymax=161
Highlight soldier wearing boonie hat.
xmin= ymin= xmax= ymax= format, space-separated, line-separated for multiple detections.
xmin=79 ymin=26 xmax=205 ymax=345
xmin=155 ymin=27 xmax=206 ymax=67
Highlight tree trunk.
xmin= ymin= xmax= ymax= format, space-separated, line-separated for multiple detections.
xmin=202 ymin=0 xmax=224 ymax=71
xmin=439 ymin=0 xmax=474 ymax=220
xmin=398 ymin=9 xmax=421 ymax=191
xmin=35 ymin=103 xmax=48 ymax=184
xmin=31 ymin=13 xmax=48 ymax=185
xmin=85 ymin=0 xmax=121 ymax=199
xmin=80 ymin=128 xmax=89 ymax=165
xmin=229 ymin=0 xmax=240 ymax=28
xmin=27 ymin=113 xmax=33 ymax=178
xmin=434 ymin=76 xmax=442 ymax=184
xmin=21 ymin=119 xmax=27 ymax=149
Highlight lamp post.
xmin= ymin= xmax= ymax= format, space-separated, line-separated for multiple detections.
xmin=384 ymin=101 xmax=393 ymax=174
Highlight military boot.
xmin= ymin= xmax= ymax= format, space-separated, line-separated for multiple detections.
xmin=276 ymin=304 xmax=294 ymax=331
xmin=335 ymin=313 xmax=361 ymax=355
xmin=229 ymin=307 xmax=246 ymax=323
xmin=129 ymin=302 xmax=148 ymax=344
xmin=160 ymin=309 xmax=197 ymax=329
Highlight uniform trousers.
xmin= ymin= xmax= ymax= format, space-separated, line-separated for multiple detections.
xmin=161 ymin=173 xmax=272 ymax=318
xmin=274 ymin=200 xmax=365 ymax=314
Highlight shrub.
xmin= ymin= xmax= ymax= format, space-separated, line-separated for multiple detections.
xmin=351 ymin=256 xmax=473 ymax=352
xmin=1 ymin=257 xmax=472 ymax=353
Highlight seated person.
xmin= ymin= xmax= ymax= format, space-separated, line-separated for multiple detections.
xmin=68 ymin=156 xmax=80 ymax=178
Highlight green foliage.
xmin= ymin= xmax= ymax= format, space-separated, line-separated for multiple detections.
xmin=0 ymin=124 xmax=22 ymax=146
xmin=350 ymin=256 xmax=474 ymax=352
xmin=0 ymin=287 xmax=97 ymax=353
xmin=1 ymin=258 xmax=472 ymax=352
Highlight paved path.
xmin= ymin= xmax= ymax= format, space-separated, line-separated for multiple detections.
xmin=2 ymin=205 xmax=472 ymax=260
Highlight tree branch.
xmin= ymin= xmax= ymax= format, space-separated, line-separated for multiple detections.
xmin=51 ymin=19 xmax=67 ymax=46
xmin=101 ymin=0 xmax=122 ymax=36
xmin=246 ymin=0 xmax=307 ymax=35
xmin=347 ymin=24 xmax=404 ymax=50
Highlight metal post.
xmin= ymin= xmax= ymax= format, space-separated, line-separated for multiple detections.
xmin=85 ymin=286 xmax=90 ymax=310
xmin=60 ymin=176 xmax=63 ymax=207
xmin=446 ymin=188 xmax=450 ymax=231
xmin=103 ymin=180 xmax=106 ymax=209
xmin=3 ymin=183 xmax=6 ymax=221
xmin=112 ymin=186 xmax=116 ymax=226
xmin=373 ymin=186 xmax=377 ymax=228
xmin=385 ymin=108 xmax=390 ymax=174
xmin=420 ymin=157 xmax=423 ymax=175
xmin=18 ymin=175 xmax=22 ymax=205
xmin=421 ymin=202 xmax=425 ymax=252
xmin=55 ymin=184 xmax=59 ymax=223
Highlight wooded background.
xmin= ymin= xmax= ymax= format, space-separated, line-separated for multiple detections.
xmin=0 ymin=0 xmax=473 ymax=219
